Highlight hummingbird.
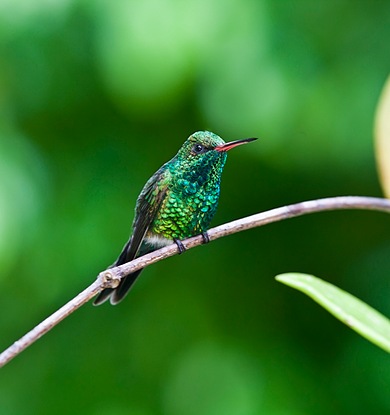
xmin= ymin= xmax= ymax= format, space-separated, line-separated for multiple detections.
xmin=93 ymin=131 xmax=257 ymax=305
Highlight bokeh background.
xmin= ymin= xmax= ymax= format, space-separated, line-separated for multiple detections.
xmin=1 ymin=1 xmax=390 ymax=414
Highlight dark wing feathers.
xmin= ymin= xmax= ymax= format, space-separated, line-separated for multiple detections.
xmin=93 ymin=167 xmax=170 ymax=306
xmin=120 ymin=166 xmax=170 ymax=264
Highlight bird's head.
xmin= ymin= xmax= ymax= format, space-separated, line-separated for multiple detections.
xmin=177 ymin=131 xmax=257 ymax=161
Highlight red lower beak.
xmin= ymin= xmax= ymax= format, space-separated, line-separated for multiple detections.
xmin=215 ymin=137 xmax=258 ymax=152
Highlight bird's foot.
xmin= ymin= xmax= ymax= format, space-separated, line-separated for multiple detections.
xmin=201 ymin=232 xmax=210 ymax=244
xmin=174 ymin=238 xmax=186 ymax=254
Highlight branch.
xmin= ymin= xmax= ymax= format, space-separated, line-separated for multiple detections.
xmin=1 ymin=196 xmax=390 ymax=368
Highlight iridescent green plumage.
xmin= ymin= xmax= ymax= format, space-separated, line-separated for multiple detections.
xmin=94 ymin=131 xmax=256 ymax=305
xmin=147 ymin=132 xmax=227 ymax=240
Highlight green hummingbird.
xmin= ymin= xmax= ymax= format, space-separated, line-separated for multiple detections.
xmin=93 ymin=131 xmax=257 ymax=305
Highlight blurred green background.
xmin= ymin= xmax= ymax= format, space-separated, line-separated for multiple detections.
xmin=1 ymin=0 xmax=390 ymax=414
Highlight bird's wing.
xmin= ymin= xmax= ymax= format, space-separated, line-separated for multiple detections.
xmin=115 ymin=166 xmax=171 ymax=265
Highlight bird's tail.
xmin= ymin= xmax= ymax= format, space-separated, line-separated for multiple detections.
xmin=93 ymin=269 xmax=144 ymax=306
xmin=93 ymin=241 xmax=149 ymax=306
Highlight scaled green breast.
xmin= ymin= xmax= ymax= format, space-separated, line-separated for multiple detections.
xmin=149 ymin=145 xmax=227 ymax=240
xmin=150 ymin=179 xmax=221 ymax=239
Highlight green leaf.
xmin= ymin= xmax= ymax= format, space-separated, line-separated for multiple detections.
xmin=276 ymin=273 xmax=390 ymax=353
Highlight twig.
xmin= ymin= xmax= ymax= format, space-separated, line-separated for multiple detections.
xmin=1 ymin=196 xmax=390 ymax=368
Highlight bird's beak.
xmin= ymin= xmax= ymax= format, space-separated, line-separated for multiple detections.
xmin=215 ymin=137 xmax=258 ymax=152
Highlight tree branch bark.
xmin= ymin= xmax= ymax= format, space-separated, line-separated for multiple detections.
xmin=1 ymin=196 xmax=390 ymax=368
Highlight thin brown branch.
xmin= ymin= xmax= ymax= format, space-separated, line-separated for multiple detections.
xmin=1 ymin=196 xmax=390 ymax=368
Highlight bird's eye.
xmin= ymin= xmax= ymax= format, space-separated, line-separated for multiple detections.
xmin=192 ymin=144 xmax=205 ymax=154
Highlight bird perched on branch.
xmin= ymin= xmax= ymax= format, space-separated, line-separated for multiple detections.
xmin=93 ymin=131 xmax=257 ymax=305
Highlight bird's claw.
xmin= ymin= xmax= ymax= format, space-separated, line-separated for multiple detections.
xmin=201 ymin=232 xmax=210 ymax=244
xmin=174 ymin=238 xmax=186 ymax=254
